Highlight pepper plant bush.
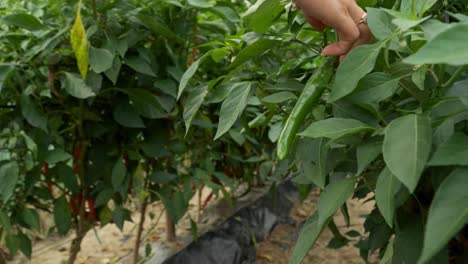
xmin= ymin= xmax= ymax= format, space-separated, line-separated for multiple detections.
xmin=0 ymin=0 xmax=279 ymax=262
xmin=179 ymin=0 xmax=468 ymax=263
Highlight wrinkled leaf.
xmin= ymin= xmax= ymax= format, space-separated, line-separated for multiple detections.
xmin=375 ymin=167 xmax=402 ymax=227
xmin=383 ymin=114 xmax=432 ymax=192
xmin=330 ymin=42 xmax=383 ymax=101
xmin=300 ymin=118 xmax=375 ymax=140
xmin=62 ymin=72 xmax=96 ymax=99
xmin=214 ymin=83 xmax=251 ymax=140
xmin=318 ymin=177 xmax=356 ymax=225
xmin=418 ymin=168 xmax=468 ymax=263
xmin=0 ymin=162 xmax=19 ymax=203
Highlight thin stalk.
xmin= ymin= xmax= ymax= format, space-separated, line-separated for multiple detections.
xmin=166 ymin=212 xmax=176 ymax=242
xmin=442 ymin=66 xmax=467 ymax=88
xmin=133 ymin=198 xmax=149 ymax=264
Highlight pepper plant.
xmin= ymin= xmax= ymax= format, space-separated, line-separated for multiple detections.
xmin=0 ymin=0 xmax=276 ymax=263
xmin=179 ymin=0 xmax=468 ymax=263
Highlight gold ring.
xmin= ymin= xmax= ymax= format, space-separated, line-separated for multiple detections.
xmin=357 ymin=13 xmax=368 ymax=25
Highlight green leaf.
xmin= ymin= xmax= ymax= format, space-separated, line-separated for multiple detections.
xmin=124 ymin=56 xmax=155 ymax=77
xmin=380 ymin=238 xmax=394 ymax=264
xmin=177 ymin=51 xmax=214 ymax=99
xmin=62 ymin=72 xmax=96 ymax=99
xmin=262 ymin=91 xmax=297 ymax=104
xmin=135 ymin=14 xmax=181 ymax=41
xmin=367 ymin=8 xmax=397 ymax=40
xmin=345 ymin=72 xmax=400 ymax=104
xmin=289 ymin=213 xmax=330 ymax=264
xmin=187 ymin=0 xmax=213 ymax=8
xmin=418 ymin=168 xmax=468 ymax=264
xmin=2 ymin=13 xmax=45 ymax=31
xmin=70 ymin=1 xmax=89 ymax=79
xmin=44 ymin=149 xmax=71 ymax=164
xmin=20 ymin=94 xmax=48 ymax=132
xmin=0 ymin=211 xmax=12 ymax=234
xmin=229 ymin=39 xmax=280 ymax=69
xmin=375 ymin=167 xmax=402 ymax=227
xmin=318 ymin=177 xmax=357 ymax=225
xmin=112 ymin=158 xmax=126 ymax=190
xmin=414 ymin=0 xmax=439 ymax=16
xmin=405 ymin=23 xmax=468 ymax=66
xmin=53 ymin=195 xmax=72 ymax=235
xmin=383 ymin=114 xmax=432 ymax=193
xmin=214 ymin=82 xmax=251 ymax=140
xmin=421 ymin=20 xmax=451 ymax=41
xmin=104 ymin=58 xmax=121 ymax=85
xmin=393 ymin=214 xmax=425 ymax=264
xmin=17 ymin=232 xmax=32 ymax=259
xmin=329 ymin=42 xmax=383 ymax=101
xmin=124 ymin=89 xmax=164 ymax=119
xmin=112 ymin=207 xmax=130 ymax=231
xmin=393 ymin=16 xmax=431 ymax=31
xmin=412 ymin=65 xmax=428 ymax=90
xmin=149 ymin=171 xmax=177 ymax=184
xmin=183 ymin=84 xmax=209 ymax=133
xmin=0 ymin=162 xmax=19 ymax=203
xmin=299 ymin=118 xmax=375 ymax=140
xmin=89 ymin=46 xmax=114 ymax=73
xmin=18 ymin=208 xmax=40 ymax=231
xmin=159 ymin=189 xmax=188 ymax=223
xmin=243 ymin=0 xmax=284 ymax=33
xmin=356 ymin=140 xmax=382 ymax=175
xmin=53 ymin=164 xmax=79 ymax=193
xmin=113 ymin=103 xmax=145 ymax=128
xmin=0 ymin=66 xmax=13 ymax=93
xmin=302 ymin=138 xmax=329 ymax=189
xmin=5 ymin=234 xmax=19 ymax=256
xmin=428 ymin=133 xmax=468 ymax=166
xmin=94 ymin=189 xmax=115 ymax=207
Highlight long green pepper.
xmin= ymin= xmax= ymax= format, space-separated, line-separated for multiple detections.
xmin=277 ymin=57 xmax=337 ymax=160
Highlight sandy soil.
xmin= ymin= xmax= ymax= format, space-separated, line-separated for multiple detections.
xmin=255 ymin=189 xmax=378 ymax=264
xmin=9 ymin=186 xmax=377 ymax=264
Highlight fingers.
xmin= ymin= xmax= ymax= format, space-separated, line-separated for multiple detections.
xmin=321 ymin=13 xmax=360 ymax=56
xmin=323 ymin=1 xmax=370 ymax=57
xmin=305 ymin=14 xmax=327 ymax=31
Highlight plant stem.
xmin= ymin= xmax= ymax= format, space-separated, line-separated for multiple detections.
xmin=166 ymin=212 xmax=176 ymax=242
xmin=442 ymin=66 xmax=467 ymax=88
xmin=133 ymin=198 xmax=149 ymax=264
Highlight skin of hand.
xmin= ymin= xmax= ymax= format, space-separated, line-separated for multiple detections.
xmin=293 ymin=0 xmax=373 ymax=61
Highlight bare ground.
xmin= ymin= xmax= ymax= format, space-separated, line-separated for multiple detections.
xmin=10 ymin=187 xmax=377 ymax=264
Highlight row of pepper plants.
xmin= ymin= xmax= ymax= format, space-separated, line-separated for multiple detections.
xmin=178 ymin=0 xmax=468 ymax=263
xmin=0 ymin=0 xmax=282 ymax=263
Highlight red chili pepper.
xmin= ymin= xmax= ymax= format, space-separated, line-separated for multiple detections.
xmin=74 ymin=192 xmax=83 ymax=208
xmin=73 ymin=163 xmax=80 ymax=174
xmin=211 ymin=175 xmax=221 ymax=185
xmin=42 ymin=162 xmax=49 ymax=175
xmin=47 ymin=181 xmax=53 ymax=194
xmin=69 ymin=199 xmax=79 ymax=215
xmin=232 ymin=167 xmax=240 ymax=178
xmin=87 ymin=198 xmax=96 ymax=221
xmin=223 ymin=167 xmax=232 ymax=178
xmin=202 ymin=192 xmax=214 ymax=209
xmin=73 ymin=146 xmax=81 ymax=159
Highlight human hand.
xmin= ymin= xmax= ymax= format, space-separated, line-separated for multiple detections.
xmin=292 ymin=0 xmax=372 ymax=61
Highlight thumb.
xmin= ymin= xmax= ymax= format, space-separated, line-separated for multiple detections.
xmin=321 ymin=15 xmax=360 ymax=56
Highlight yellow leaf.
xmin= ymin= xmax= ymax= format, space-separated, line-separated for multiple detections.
xmin=70 ymin=0 xmax=89 ymax=80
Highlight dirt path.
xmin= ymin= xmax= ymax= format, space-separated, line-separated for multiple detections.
xmin=10 ymin=186 xmax=376 ymax=264
xmin=255 ymin=189 xmax=377 ymax=264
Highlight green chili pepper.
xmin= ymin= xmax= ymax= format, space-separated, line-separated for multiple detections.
xmin=277 ymin=57 xmax=337 ymax=160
